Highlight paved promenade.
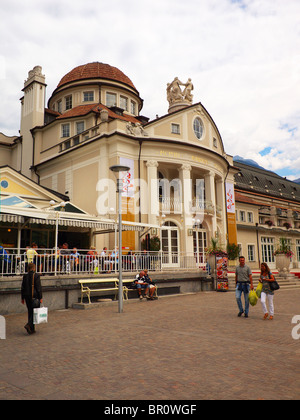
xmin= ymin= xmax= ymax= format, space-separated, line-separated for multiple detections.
xmin=0 ymin=289 xmax=299 ymax=400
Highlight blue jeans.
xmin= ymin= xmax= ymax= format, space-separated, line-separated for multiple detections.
xmin=235 ymin=283 xmax=250 ymax=315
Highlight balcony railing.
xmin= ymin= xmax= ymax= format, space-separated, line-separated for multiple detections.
xmin=59 ymin=126 xmax=100 ymax=153
xmin=258 ymin=206 xmax=271 ymax=216
xmin=190 ymin=198 xmax=215 ymax=215
xmin=159 ymin=197 xmax=220 ymax=217
xmin=160 ymin=197 xmax=182 ymax=214
xmin=294 ymin=211 xmax=300 ymax=220
xmin=0 ymin=248 xmax=206 ymax=277
xmin=277 ymin=208 xmax=288 ymax=218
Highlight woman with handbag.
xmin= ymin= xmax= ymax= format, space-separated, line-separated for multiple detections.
xmin=21 ymin=263 xmax=43 ymax=334
xmin=259 ymin=262 xmax=275 ymax=320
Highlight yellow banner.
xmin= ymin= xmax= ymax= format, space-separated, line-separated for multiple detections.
xmin=227 ymin=212 xmax=237 ymax=245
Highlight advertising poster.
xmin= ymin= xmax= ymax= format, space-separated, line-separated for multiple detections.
xmin=216 ymin=253 xmax=228 ymax=291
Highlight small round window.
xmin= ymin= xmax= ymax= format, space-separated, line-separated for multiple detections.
xmin=193 ymin=117 xmax=204 ymax=140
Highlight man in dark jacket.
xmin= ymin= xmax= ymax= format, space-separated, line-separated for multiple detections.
xmin=21 ymin=263 xmax=43 ymax=334
xmin=144 ymin=270 xmax=157 ymax=300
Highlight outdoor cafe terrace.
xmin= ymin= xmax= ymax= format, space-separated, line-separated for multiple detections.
xmin=0 ymin=247 xmax=206 ymax=278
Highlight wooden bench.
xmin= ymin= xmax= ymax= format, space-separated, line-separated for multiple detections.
xmin=79 ymin=278 xmax=158 ymax=304
xmin=79 ymin=279 xmax=124 ymax=304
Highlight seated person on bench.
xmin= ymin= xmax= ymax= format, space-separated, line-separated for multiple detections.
xmin=134 ymin=270 xmax=149 ymax=300
xmin=144 ymin=270 xmax=157 ymax=300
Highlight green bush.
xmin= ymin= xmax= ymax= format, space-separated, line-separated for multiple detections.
xmin=227 ymin=243 xmax=240 ymax=260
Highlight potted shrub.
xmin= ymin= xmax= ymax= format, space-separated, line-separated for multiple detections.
xmin=205 ymin=238 xmax=225 ymax=274
xmin=227 ymin=243 xmax=240 ymax=266
xmin=141 ymin=235 xmax=161 ymax=251
xmin=149 ymin=236 xmax=161 ymax=252
xmin=205 ymin=237 xmax=223 ymax=255
xmin=274 ymin=237 xmax=294 ymax=275
xmin=283 ymin=222 xmax=292 ymax=230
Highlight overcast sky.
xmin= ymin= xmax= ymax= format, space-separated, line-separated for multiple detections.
xmin=1 ymin=0 xmax=300 ymax=180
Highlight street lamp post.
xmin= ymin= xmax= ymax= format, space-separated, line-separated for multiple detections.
xmin=109 ymin=164 xmax=130 ymax=313
xmin=49 ymin=200 xmax=66 ymax=276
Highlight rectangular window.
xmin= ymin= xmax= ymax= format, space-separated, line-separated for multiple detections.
xmin=131 ymin=100 xmax=136 ymax=114
xmin=73 ymin=136 xmax=80 ymax=146
xmin=61 ymin=123 xmax=70 ymax=138
xmin=120 ymin=96 xmax=128 ymax=111
xmin=106 ymin=92 xmax=116 ymax=107
xmin=248 ymin=245 xmax=255 ymax=262
xmin=64 ymin=140 xmax=71 ymax=150
xmin=65 ymin=95 xmax=72 ymax=110
xmin=296 ymin=239 xmax=300 ymax=262
xmin=57 ymin=100 xmax=62 ymax=113
xmin=76 ymin=121 xmax=85 ymax=134
xmin=261 ymin=237 xmax=275 ymax=264
xmin=239 ymin=211 xmax=246 ymax=222
xmin=83 ymin=91 xmax=94 ymax=102
xmin=171 ymin=123 xmax=180 ymax=134
xmin=247 ymin=212 xmax=253 ymax=223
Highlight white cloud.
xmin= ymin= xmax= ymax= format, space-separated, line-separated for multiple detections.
xmin=0 ymin=0 xmax=300 ymax=179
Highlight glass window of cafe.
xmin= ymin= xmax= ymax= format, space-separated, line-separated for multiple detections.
xmin=0 ymin=227 xmax=17 ymax=248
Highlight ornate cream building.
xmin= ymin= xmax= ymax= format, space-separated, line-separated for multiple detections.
xmin=0 ymin=62 xmax=240 ymax=269
xmin=2 ymin=63 xmax=300 ymax=270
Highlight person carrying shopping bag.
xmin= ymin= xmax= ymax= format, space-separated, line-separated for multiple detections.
xmin=235 ymin=256 xmax=254 ymax=318
xmin=259 ymin=262 xmax=275 ymax=320
xmin=21 ymin=263 xmax=43 ymax=334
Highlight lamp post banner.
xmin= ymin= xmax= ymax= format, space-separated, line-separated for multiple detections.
xmin=226 ymin=182 xmax=238 ymax=244
xmin=225 ymin=182 xmax=235 ymax=214
xmin=120 ymin=158 xmax=134 ymax=198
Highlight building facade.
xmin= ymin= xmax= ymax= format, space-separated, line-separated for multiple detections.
xmin=0 ymin=63 xmax=238 ymax=269
xmin=2 ymin=62 xmax=299 ymax=270
xmin=234 ymin=160 xmax=300 ymax=270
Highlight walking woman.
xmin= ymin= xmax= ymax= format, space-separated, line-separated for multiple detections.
xmin=21 ymin=263 xmax=43 ymax=334
xmin=259 ymin=262 xmax=275 ymax=320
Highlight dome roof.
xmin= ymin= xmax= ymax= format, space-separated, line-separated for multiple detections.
xmin=57 ymin=62 xmax=137 ymax=91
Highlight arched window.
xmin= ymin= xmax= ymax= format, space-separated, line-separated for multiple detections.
xmin=193 ymin=117 xmax=204 ymax=140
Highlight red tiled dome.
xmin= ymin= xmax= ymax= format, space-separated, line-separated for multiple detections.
xmin=57 ymin=62 xmax=137 ymax=91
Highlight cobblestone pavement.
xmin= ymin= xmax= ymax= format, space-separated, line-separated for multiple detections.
xmin=0 ymin=289 xmax=299 ymax=400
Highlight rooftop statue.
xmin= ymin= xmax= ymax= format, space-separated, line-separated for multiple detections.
xmin=167 ymin=77 xmax=194 ymax=106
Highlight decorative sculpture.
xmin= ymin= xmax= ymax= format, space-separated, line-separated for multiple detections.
xmin=167 ymin=77 xmax=194 ymax=106
xmin=126 ymin=122 xmax=149 ymax=137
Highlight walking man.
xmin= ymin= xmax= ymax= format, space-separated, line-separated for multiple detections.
xmin=235 ymin=256 xmax=254 ymax=318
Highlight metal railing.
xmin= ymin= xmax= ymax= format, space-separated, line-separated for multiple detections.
xmin=0 ymin=248 xmax=206 ymax=277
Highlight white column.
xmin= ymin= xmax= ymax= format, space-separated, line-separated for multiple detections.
xmin=146 ymin=160 xmax=159 ymax=226
xmin=216 ymin=178 xmax=227 ymax=243
xmin=180 ymin=164 xmax=193 ymax=254
xmin=205 ymin=171 xmax=217 ymax=236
